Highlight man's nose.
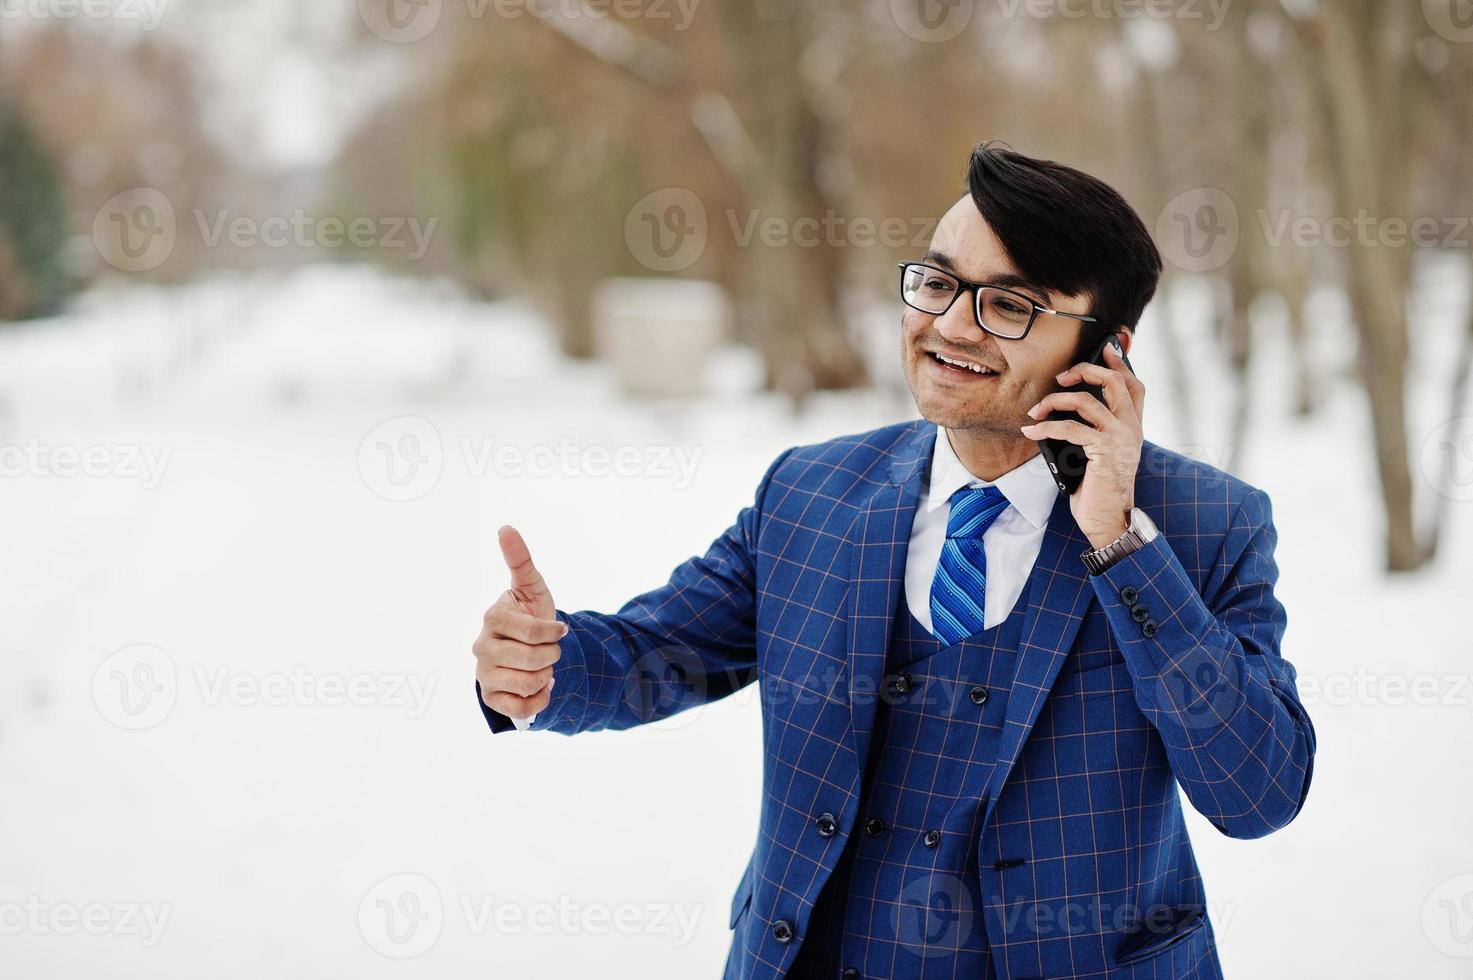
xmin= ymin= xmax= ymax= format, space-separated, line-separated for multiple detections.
xmin=934 ymin=289 xmax=988 ymax=345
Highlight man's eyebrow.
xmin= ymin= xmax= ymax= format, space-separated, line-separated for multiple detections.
xmin=985 ymin=273 xmax=1049 ymax=305
xmin=920 ymin=249 xmax=955 ymax=271
xmin=921 ymin=253 xmax=1050 ymax=305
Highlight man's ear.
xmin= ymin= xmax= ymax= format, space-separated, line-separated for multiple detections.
xmin=1114 ymin=327 xmax=1134 ymax=359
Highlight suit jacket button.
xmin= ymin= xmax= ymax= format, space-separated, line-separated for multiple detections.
xmin=772 ymin=919 xmax=794 ymax=944
xmin=815 ymin=812 xmax=838 ymax=838
xmin=864 ymin=817 xmax=885 ymax=837
xmin=1130 ymin=603 xmax=1150 ymax=623
xmin=1120 ymin=586 xmax=1140 ymax=605
xmin=970 ymin=686 xmax=989 ymax=706
xmin=1142 ymin=618 xmax=1159 ymax=638
xmin=842 ymin=970 xmax=861 ymax=980
xmin=923 ymin=829 xmax=941 ymax=848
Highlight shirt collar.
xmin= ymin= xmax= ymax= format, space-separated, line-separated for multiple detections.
xmin=923 ymin=424 xmax=1058 ymax=530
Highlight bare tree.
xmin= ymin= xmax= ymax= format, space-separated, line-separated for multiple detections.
xmin=1288 ymin=0 xmax=1428 ymax=571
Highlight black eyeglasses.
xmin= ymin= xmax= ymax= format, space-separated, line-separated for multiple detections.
xmin=898 ymin=262 xmax=1097 ymax=340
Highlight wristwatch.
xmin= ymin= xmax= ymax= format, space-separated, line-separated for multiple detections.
xmin=1080 ymin=507 xmax=1159 ymax=575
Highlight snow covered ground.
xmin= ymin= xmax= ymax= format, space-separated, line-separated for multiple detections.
xmin=2 ymin=264 xmax=1471 ymax=978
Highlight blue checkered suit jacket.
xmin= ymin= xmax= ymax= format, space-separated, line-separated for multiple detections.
xmin=481 ymin=419 xmax=1317 ymax=979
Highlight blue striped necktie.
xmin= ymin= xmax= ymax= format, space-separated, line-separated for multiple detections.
xmin=929 ymin=485 xmax=1011 ymax=645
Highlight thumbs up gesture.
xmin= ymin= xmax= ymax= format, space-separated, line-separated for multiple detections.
xmin=473 ymin=526 xmax=567 ymax=721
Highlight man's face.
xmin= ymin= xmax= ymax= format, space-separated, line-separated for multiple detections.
xmin=903 ymin=197 xmax=1094 ymax=438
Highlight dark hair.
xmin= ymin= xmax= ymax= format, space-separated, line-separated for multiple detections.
xmin=965 ymin=141 xmax=1162 ymax=354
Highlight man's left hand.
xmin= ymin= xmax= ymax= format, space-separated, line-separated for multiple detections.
xmin=1019 ymin=341 xmax=1145 ymax=550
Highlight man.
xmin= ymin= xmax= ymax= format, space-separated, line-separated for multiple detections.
xmin=472 ymin=143 xmax=1316 ymax=979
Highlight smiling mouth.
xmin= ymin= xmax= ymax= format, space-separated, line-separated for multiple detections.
xmin=927 ymin=351 xmax=1001 ymax=377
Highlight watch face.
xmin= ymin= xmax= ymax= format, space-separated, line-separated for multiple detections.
xmin=1131 ymin=508 xmax=1159 ymax=541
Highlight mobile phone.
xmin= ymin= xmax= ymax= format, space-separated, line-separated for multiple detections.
xmin=1038 ymin=333 xmax=1134 ymax=496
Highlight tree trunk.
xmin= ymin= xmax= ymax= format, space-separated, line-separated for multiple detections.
xmin=1130 ymin=66 xmax=1198 ymax=450
xmin=718 ymin=2 xmax=868 ymax=401
xmin=1299 ymin=1 xmax=1423 ymax=571
xmin=553 ymin=269 xmax=596 ymax=361
xmin=1224 ymin=18 xmax=1273 ymax=475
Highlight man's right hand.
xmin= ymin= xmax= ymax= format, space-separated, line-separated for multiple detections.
xmin=473 ymin=525 xmax=567 ymax=721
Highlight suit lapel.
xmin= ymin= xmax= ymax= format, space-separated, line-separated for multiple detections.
xmin=844 ymin=422 xmax=932 ymax=769
xmin=984 ymin=490 xmax=1097 ymax=824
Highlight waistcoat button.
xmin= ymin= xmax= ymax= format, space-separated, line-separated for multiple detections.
xmin=969 ymin=686 xmax=989 ymax=706
xmin=885 ymin=672 xmax=914 ymax=698
xmin=923 ymin=829 xmax=941 ymax=848
xmin=864 ymin=817 xmax=886 ymax=837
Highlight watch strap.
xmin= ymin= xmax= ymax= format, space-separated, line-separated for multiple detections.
xmin=1080 ymin=508 xmax=1154 ymax=575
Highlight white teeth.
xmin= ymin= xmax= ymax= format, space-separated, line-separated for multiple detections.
xmin=935 ymin=353 xmax=994 ymax=374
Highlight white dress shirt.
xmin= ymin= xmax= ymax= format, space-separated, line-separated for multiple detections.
xmin=513 ymin=426 xmax=1058 ymax=730
xmin=904 ymin=426 xmax=1059 ymax=634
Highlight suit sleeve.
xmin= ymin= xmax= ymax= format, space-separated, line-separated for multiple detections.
xmin=1089 ymin=488 xmax=1317 ymax=839
xmin=477 ymin=449 xmax=792 ymax=735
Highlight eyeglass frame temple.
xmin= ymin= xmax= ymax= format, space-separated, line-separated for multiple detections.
xmin=896 ymin=261 xmax=1099 ymax=337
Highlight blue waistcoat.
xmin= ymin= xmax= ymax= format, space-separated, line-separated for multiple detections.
xmin=791 ymin=574 xmax=1035 ymax=978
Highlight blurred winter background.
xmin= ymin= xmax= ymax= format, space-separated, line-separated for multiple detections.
xmin=2 ymin=0 xmax=1473 ymax=977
